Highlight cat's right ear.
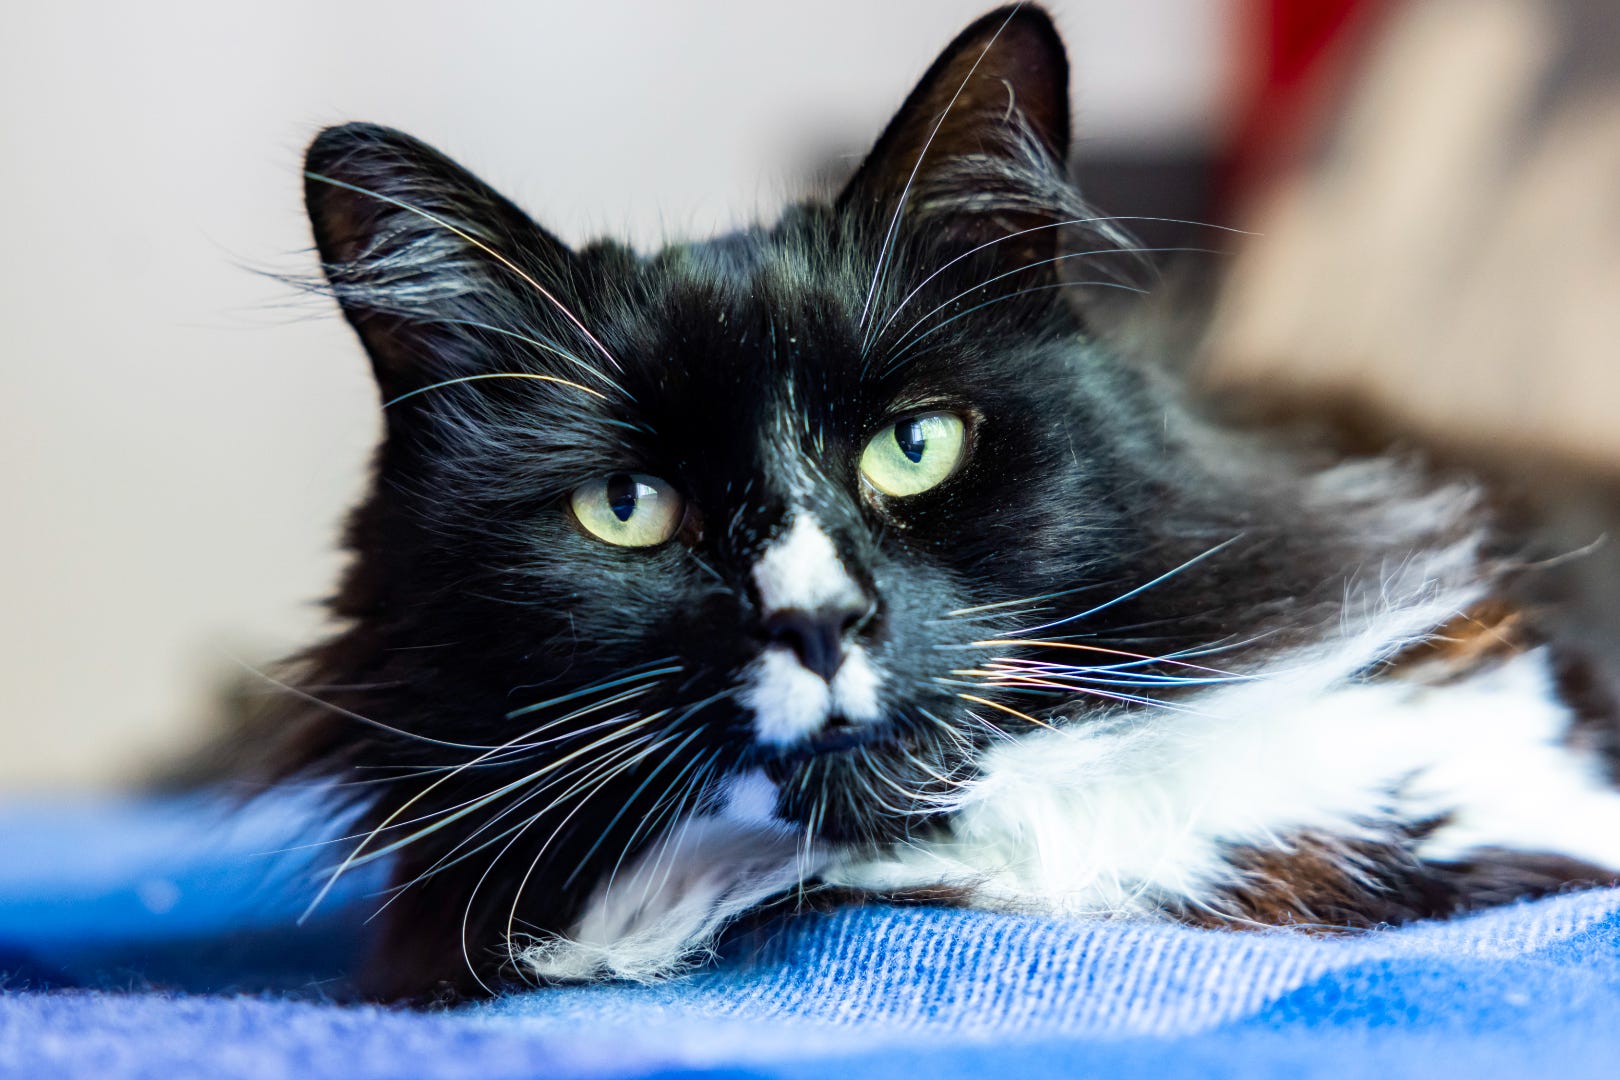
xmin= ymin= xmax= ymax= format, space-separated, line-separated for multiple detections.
xmin=304 ymin=123 xmax=576 ymax=404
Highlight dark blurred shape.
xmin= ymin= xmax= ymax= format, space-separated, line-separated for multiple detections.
xmin=1070 ymin=154 xmax=1218 ymax=252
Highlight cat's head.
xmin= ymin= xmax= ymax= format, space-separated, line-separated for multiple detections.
xmin=295 ymin=7 xmax=1291 ymax=860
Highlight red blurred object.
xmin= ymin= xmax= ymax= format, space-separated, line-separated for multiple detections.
xmin=1224 ymin=0 xmax=1394 ymax=202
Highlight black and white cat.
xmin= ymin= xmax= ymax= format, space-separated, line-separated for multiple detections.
xmin=268 ymin=5 xmax=1620 ymax=1000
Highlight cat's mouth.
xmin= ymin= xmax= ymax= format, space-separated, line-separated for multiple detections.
xmin=761 ymin=719 xmax=888 ymax=766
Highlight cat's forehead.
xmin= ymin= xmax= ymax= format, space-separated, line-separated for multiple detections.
xmin=654 ymin=229 xmax=865 ymax=347
xmin=622 ymin=238 xmax=877 ymax=412
xmin=557 ymin=242 xmax=882 ymax=532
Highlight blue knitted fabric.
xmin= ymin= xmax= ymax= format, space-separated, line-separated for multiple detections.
xmin=3 ymin=796 xmax=1620 ymax=1078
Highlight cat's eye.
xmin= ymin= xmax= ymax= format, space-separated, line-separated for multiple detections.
xmin=859 ymin=412 xmax=967 ymax=497
xmin=570 ymin=473 xmax=684 ymax=547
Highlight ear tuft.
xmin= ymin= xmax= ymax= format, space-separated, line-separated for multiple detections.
xmin=838 ymin=6 xmax=1077 ymax=281
xmin=840 ymin=6 xmax=1069 ymax=216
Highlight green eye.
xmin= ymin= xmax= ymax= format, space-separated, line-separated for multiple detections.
xmin=570 ymin=473 xmax=684 ymax=547
xmin=859 ymin=412 xmax=967 ymax=497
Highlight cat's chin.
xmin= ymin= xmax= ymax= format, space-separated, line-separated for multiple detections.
xmin=758 ymin=722 xmax=887 ymax=766
xmin=758 ymin=738 xmax=942 ymax=847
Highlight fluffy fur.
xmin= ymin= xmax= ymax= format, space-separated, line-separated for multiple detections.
xmin=260 ymin=6 xmax=1620 ymax=1000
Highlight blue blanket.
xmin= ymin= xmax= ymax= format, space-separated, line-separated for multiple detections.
xmin=3 ymin=796 xmax=1619 ymax=1078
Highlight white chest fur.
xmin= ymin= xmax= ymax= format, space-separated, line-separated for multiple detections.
xmin=827 ymin=647 xmax=1620 ymax=913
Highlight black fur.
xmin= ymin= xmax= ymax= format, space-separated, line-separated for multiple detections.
xmin=266 ymin=7 xmax=1488 ymax=1000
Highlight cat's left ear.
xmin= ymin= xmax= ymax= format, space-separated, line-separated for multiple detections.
xmin=838 ymin=5 xmax=1071 ymax=270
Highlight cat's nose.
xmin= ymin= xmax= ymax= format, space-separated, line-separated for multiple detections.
xmin=764 ymin=604 xmax=866 ymax=683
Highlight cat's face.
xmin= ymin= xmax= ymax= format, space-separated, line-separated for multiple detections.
xmin=296 ymin=8 xmax=1261 ymax=880
xmin=351 ymin=225 xmax=1131 ymax=845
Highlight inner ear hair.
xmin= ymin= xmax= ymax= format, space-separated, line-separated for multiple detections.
xmin=302 ymin=123 xmax=577 ymax=401
xmin=838 ymin=5 xmax=1071 ymax=226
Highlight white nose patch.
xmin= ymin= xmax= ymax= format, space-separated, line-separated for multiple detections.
xmin=742 ymin=513 xmax=883 ymax=746
xmin=751 ymin=514 xmax=863 ymax=615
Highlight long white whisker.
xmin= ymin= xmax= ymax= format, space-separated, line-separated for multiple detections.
xmin=871 ymin=215 xmax=1250 ymax=355
xmin=383 ymin=372 xmax=607 ymax=409
xmin=1008 ymin=536 xmax=1244 ymax=637
xmin=882 ymin=245 xmax=1215 ymax=362
xmin=338 ymin=713 xmax=664 ymax=876
xmin=562 ymin=726 xmax=714 ymax=889
xmin=460 ymin=719 xmax=678 ymax=994
xmin=633 ymin=758 xmax=723 ymax=916
xmin=507 ymin=664 xmax=684 ymax=720
xmin=603 ymin=750 xmax=724 ymax=902
xmin=305 ymin=171 xmax=624 ymax=372
xmin=495 ymin=725 xmax=702 ymax=976
xmin=883 ymin=279 xmax=1147 ymax=370
xmin=300 ymin=707 xmax=669 ymax=922
xmin=222 ymin=653 xmax=499 ymax=752
xmin=431 ymin=317 xmax=630 ymax=397
xmin=374 ymin=727 xmax=676 ymax=912
xmin=856 ymin=5 xmax=1025 ymax=336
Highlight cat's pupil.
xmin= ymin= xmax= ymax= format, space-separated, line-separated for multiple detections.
xmin=895 ymin=420 xmax=927 ymax=463
xmin=606 ymin=473 xmax=639 ymax=522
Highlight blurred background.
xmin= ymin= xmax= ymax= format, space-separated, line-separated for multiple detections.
xmin=2 ymin=0 xmax=1616 ymax=790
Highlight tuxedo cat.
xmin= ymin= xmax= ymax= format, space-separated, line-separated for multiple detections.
xmin=270 ymin=5 xmax=1620 ymax=1000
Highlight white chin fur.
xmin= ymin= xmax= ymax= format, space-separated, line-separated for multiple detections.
xmin=741 ymin=645 xmax=883 ymax=746
xmin=741 ymin=648 xmax=829 ymax=745
xmin=513 ymin=815 xmax=819 ymax=984
xmin=719 ymin=768 xmax=786 ymax=829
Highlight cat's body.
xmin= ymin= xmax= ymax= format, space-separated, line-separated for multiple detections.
xmin=266 ymin=6 xmax=1620 ymax=1001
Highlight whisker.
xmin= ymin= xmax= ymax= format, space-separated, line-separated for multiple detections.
xmin=856 ymin=5 xmax=1026 ymax=337
xmin=956 ymin=706 xmax=1016 ymax=744
xmin=982 ymin=661 xmax=1247 ymax=687
xmin=507 ymin=664 xmax=684 ymax=720
xmin=305 ymin=171 xmax=624 ymax=372
xmin=1006 ymin=536 xmax=1245 ymax=637
xmin=382 ymin=372 xmax=607 ymax=409
xmin=431 ymin=317 xmax=630 ymax=398
xmin=955 ymin=693 xmax=1059 ymax=731
xmin=944 ymin=581 xmax=1114 ymax=617
xmin=373 ymin=727 xmax=676 ymax=911
xmin=882 ymin=245 xmax=1216 ymax=361
xmin=866 ymin=218 xmax=1215 ymax=353
xmin=558 ymin=726 xmax=706 ymax=889
xmin=339 ymin=714 xmax=664 ymax=876
xmin=883 ymin=279 xmax=1147 ymax=371
xmin=967 ymin=645 xmax=1245 ymax=679
xmin=600 ymin=749 xmax=725 ymax=901
xmin=461 ymin=718 xmax=683 ymax=993
xmin=494 ymin=726 xmax=702 ymax=973
xmin=956 ymin=676 xmax=1209 ymax=716
xmin=300 ymin=707 xmax=669 ymax=922
xmin=625 ymin=751 xmax=725 ymax=911
xmin=223 ymin=653 xmax=499 ymax=752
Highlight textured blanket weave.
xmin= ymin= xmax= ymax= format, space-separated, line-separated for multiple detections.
xmin=3 ymin=796 xmax=1619 ymax=1078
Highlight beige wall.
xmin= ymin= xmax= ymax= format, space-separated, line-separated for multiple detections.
xmin=1207 ymin=0 xmax=1620 ymax=473
xmin=0 ymin=1 xmax=1227 ymax=789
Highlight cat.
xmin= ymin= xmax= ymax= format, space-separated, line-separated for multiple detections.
xmin=264 ymin=5 xmax=1620 ymax=1002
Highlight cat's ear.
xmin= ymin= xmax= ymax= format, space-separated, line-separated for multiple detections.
xmin=838 ymin=5 xmax=1071 ymax=270
xmin=304 ymin=123 xmax=575 ymax=403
